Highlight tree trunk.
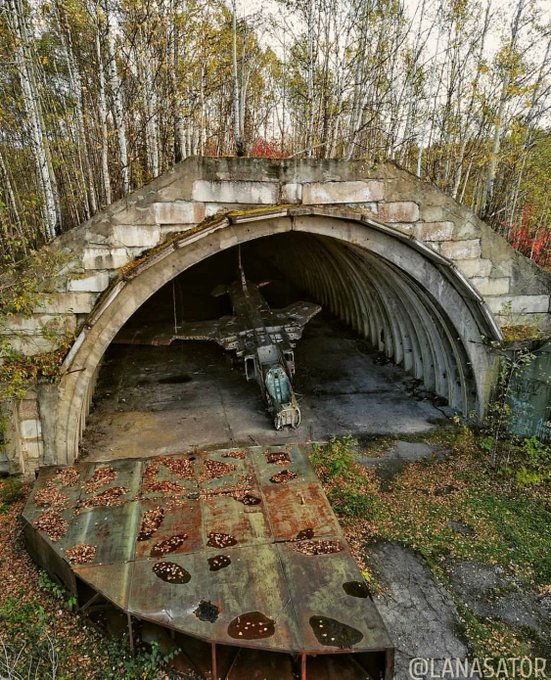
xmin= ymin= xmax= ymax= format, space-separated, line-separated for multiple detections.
xmin=9 ymin=0 xmax=59 ymax=240
xmin=95 ymin=18 xmax=112 ymax=205
xmin=231 ymin=0 xmax=245 ymax=156
xmin=481 ymin=0 xmax=525 ymax=217
xmin=103 ymin=0 xmax=130 ymax=194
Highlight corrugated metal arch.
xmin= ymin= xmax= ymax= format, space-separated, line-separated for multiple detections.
xmin=54 ymin=207 xmax=499 ymax=464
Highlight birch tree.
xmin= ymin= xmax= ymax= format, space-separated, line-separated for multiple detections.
xmin=4 ymin=0 xmax=59 ymax=239
xmin=102 ymin=0 xmax=130 ymax=194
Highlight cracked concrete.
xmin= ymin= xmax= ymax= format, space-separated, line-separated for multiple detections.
xmin=368 ymin=543 xmax=474 ymax=680
xmin=446 ymin=561 xmax=551 ymax=646
xmin=359 ymin=440 xmax=446 ymax=487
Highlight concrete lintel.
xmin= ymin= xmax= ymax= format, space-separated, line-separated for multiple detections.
xmin=231 ymin=208 xmax=291 ymax=223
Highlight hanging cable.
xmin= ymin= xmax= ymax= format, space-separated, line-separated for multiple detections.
xmin=173 ymin=278 xmax=178 ymax=333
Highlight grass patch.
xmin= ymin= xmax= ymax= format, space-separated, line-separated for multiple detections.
xmin=0 ymin=477 xmax=24 ymax=512
xmin=310 ymin=428 xmax=551 ymax=657
xmin=457 ymin=602 xmax=534 ymax=659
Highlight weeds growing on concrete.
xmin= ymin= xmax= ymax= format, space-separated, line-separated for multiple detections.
xmin=310 ymin=428 xmax=551 ymax=660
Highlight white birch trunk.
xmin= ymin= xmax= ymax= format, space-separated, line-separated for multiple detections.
xmin=9 ymin=0 xmax=58 ymax=240
xmin=95 ymin=23 xmax=112 ymax=206
xmin=231 ymin=0 xmax=244 ymax=156
xmin=56 ymin=2 xmax=97 ymax=216
xmin=103 ymin=0 xmax=130 ymax=195
xmin=482 ymin=0 xmax=525 ymax=215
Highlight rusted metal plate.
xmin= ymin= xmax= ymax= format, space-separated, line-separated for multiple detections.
xmin=23 ymin=522 xmax=77 ymax=594
xmin=226 ymin=648 xmax=295 ymax=679
xmin=201 ymin=493 xmax=271 ymax=548
xmin=135 ymin=498 xmax=202 ymax=559
xmin=74 ymin=561 xmax=133 ymax=610
xmin=197 ymin=448 xmax=256 ymax=492
xmin=140 ymin=454 xmax=197 ymax=498
xmin=128 ymin=544 xmax=300 ymax=653
xmin=262 ymin=481 xmax=342 ymax=541
xmin=63 ymin=502 xmax=141 ymax=565
xmin=277 ymin=542 xmax=392 ymax=653
xmin=250 ymin=445 xmax=317 ymax=488
xmin=22 ymin=465 xmax=82 ymax=523
xmin=78 ymin=458 xmax=144 ymax=501
xmin=23 ymin=444 xmax=393 ymax=671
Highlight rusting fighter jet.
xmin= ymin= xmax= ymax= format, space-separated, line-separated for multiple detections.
xmin=116 ymin=256 xmax=321 ymax=429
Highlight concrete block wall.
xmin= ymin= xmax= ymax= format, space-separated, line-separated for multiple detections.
xmin=12 ymin=157 xmax=547 ymax=360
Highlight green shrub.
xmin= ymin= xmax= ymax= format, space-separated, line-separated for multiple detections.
xmin=328 ymin=486 xmax=372 ymax=518
xmin=310 ymin=435 xmax=357 ymax=481
xmin=0 ymin=477 xmax=24 ymax=510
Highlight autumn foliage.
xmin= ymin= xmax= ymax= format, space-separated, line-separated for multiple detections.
xmin=504 ymin=205 xmax=551 ymax=268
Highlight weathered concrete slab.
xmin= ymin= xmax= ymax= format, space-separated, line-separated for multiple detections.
xmin=440 ymin=239 xmax=481 ymax=260
xmin=369 ymin=542 xmax=471 ymax=680
xmin=111 ymin=224 xmax=161 ymax=247
xmin=379 ymin=201 xmax=420 ymax=222
xmin=192 ymin=179 xmax=278 ymax=204
xmin=67 ymin=272 xmax=110 ymax=292
xmin=152 ymin=201 xmax=205 ymax=224
xmin=302 ymin=180 xmax=384 ymax=204
xmin=414 ymin=221 xmax=454 ymax=241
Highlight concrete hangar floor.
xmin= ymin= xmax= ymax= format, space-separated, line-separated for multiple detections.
xmin=80 ymin=242 xmax=449 ymax=463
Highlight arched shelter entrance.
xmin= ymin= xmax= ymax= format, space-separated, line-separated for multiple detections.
xmin=55 ymin=207 xmax=501 ymax=464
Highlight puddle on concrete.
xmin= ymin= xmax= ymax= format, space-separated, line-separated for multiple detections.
xmin=228 ymin=612 xmax=275 ymax=640
xmin=208 ymin=554 xmax=231 ymax=571
xmin=151 ymin=533 xmax=188 ymax=557
xmin=207 ymin=532 xmax=237 ymax=548
xmin=152 ymin=561 xmax=191 ymax=584
xmin=343 ymin=581 xmax=370 ymax=598
xmin=157 ymin=375 xmax=192 ymax=384
xmin=309 ymin=616 xmax=363 ymax=647
xmin=194 ymin=600 xmax=219 ymax=623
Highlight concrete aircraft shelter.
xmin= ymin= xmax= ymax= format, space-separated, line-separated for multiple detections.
xmin=1 ymin=157 xmax=550 ymax=477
